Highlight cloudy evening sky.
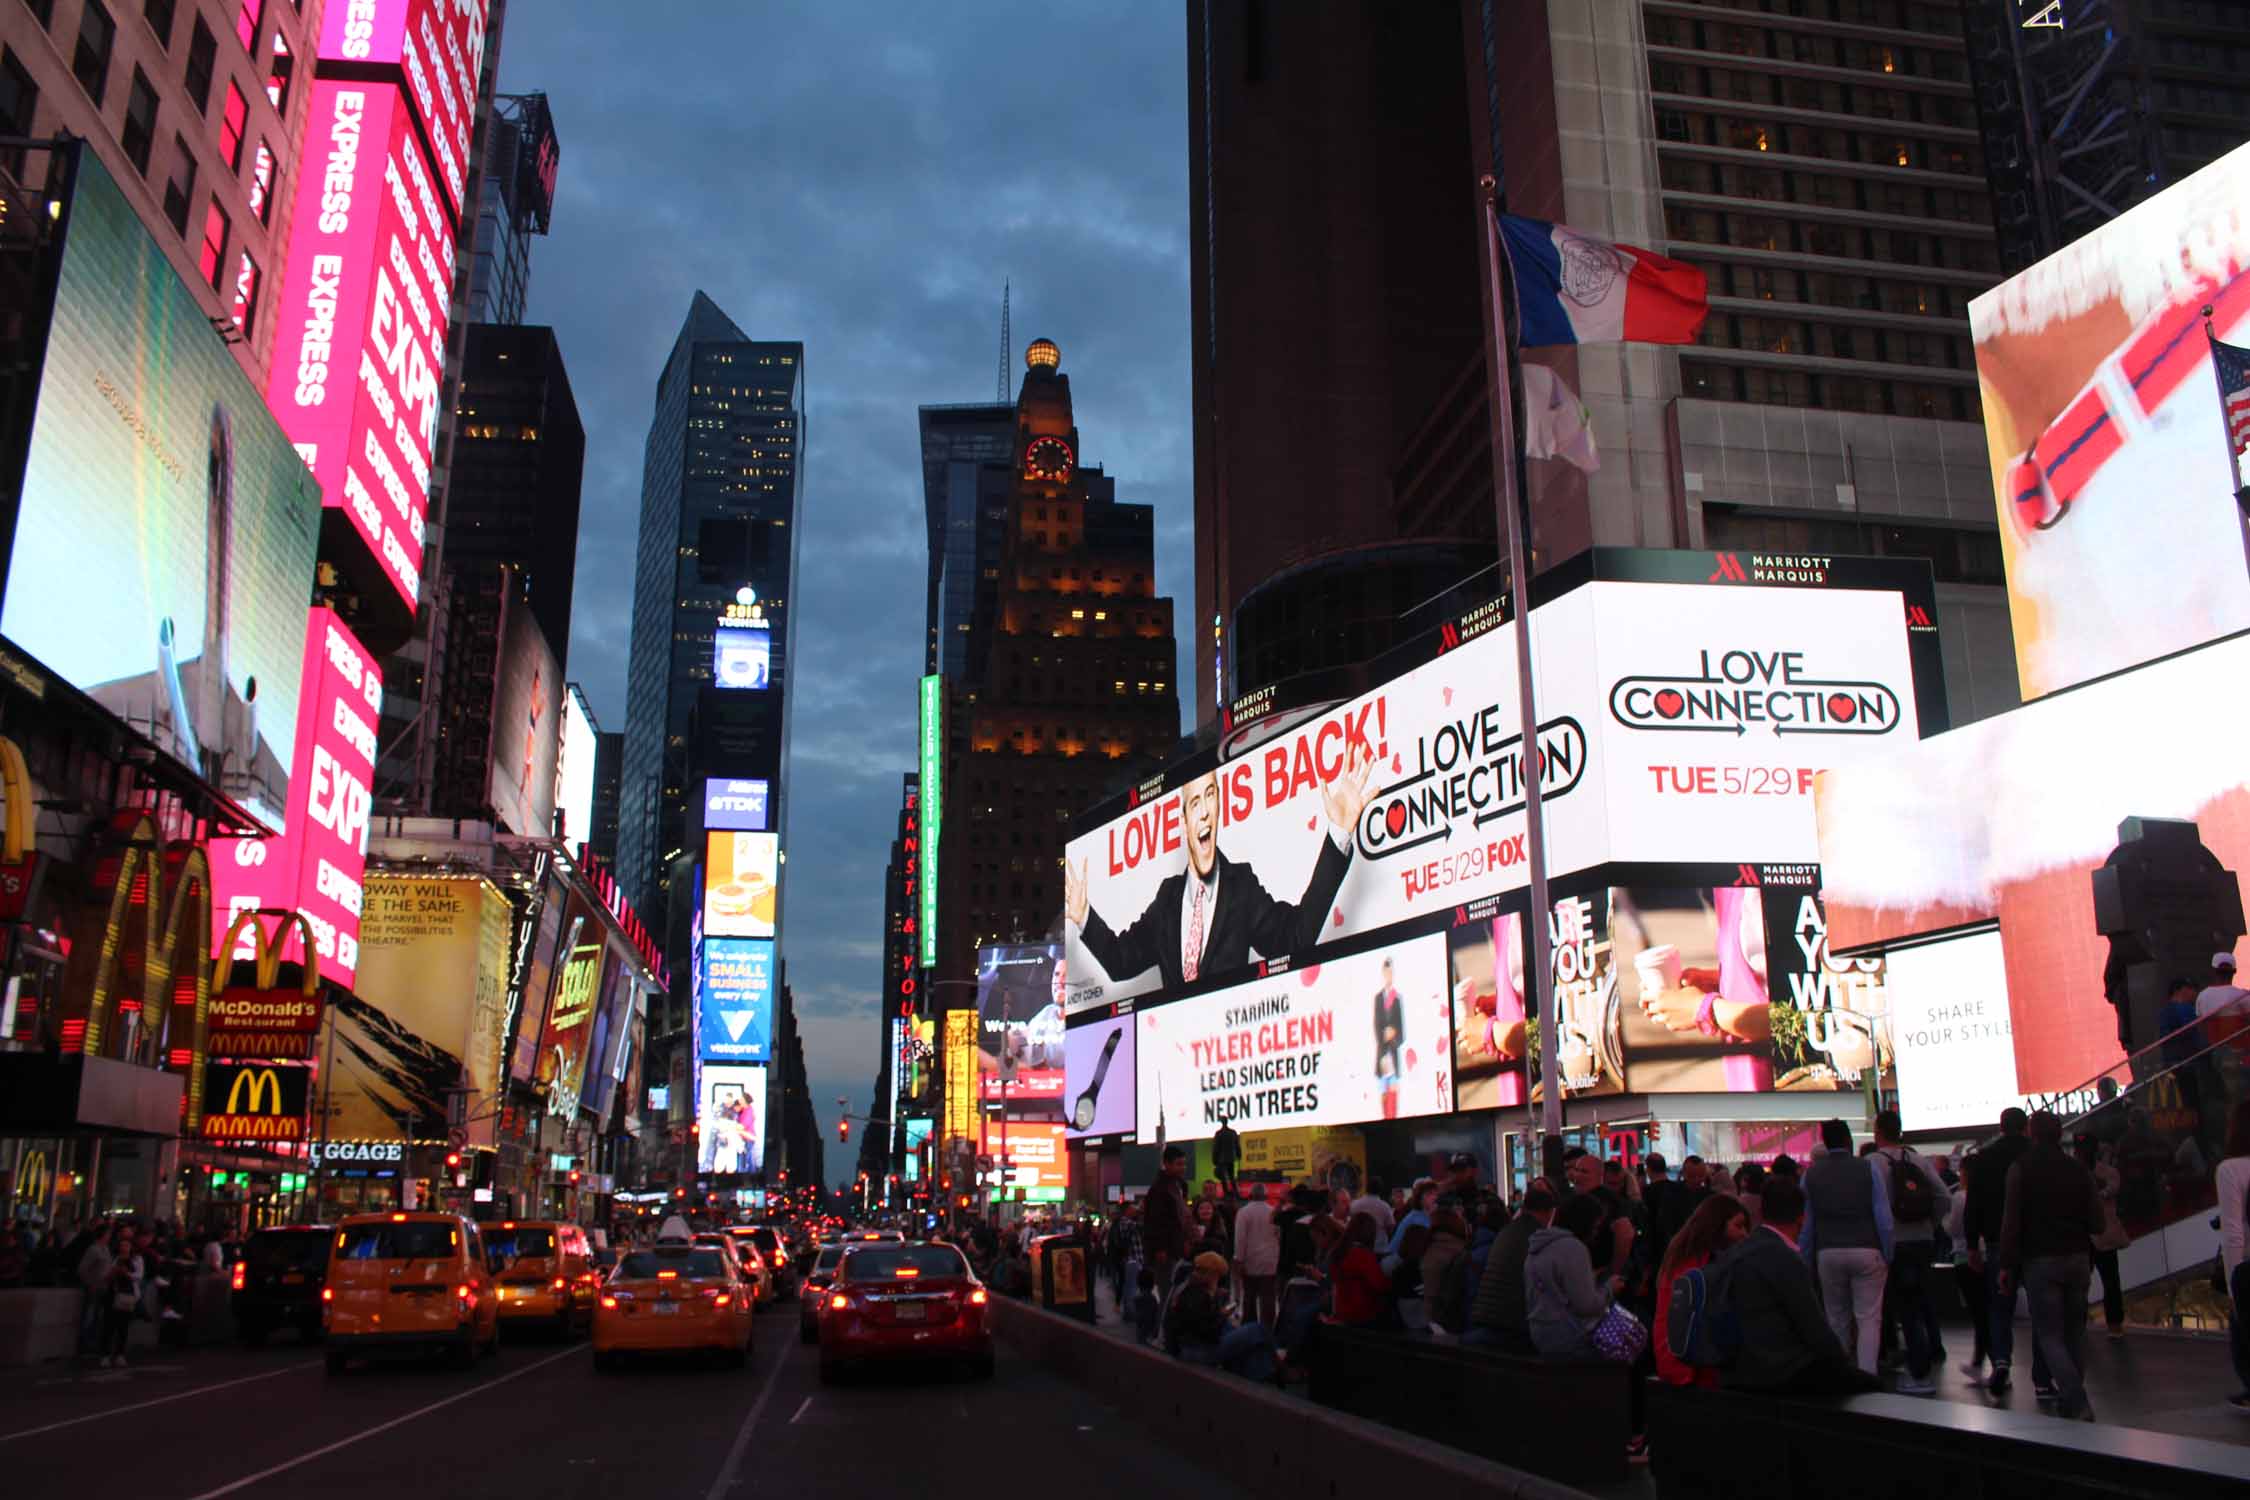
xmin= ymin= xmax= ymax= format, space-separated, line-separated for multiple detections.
xmin=502 ymin=3 xmax=1193 ymax=1181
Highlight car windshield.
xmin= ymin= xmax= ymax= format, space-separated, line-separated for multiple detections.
xmin=842 ymin=1246 xmax=968 ymax=1281
xmin=246 ymin=1231 xmax=328 ymax=1270
xmin=618 ymin=1249 xmax=729 ymax=1279
xmin=336 ymin=1221 xmax=455 ymax=1260
xmin=814 ymin=1246 xmax=846 ymax=1272
xmin=484 ymin=1227 xmax=556 ymax=1262
xmin=749 ymin=1229 xmax=779 ymax=1252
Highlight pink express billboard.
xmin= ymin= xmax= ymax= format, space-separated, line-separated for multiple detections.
xmin=320 ymin=0 xmax=488 ymax=220
xmin=211 ymin=608 xmax=383 ymax=986
xmin=265 ymin=82 xmax=452 ymax=611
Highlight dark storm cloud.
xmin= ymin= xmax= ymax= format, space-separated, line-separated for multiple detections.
xmin=499 ymin=2 xmax=1190 ymax=1174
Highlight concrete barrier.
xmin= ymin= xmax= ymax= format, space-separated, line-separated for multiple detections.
xmin=0 ymin=1288 xmax=83 ymax=1366
xmin=990 ymin=1297 xmax=1594 ymax=1500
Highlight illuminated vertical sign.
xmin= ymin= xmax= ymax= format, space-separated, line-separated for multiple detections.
xmin=316 ymin=0 xmax=489 ymax=221
xmin=264 ymin=81 xmax=452 ymax=610
xmin=942 ymin=1008 xmax=977 ymax=1149
xmin=918 ymin=675 xmax=942 ymax=968
xmin=893 ymin=780 xmax=919 ymax=1014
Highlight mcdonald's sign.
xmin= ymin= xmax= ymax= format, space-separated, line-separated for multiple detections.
xmin=0 ymin=736 xmax=44 ymax=920
xmin=199 ymin=1061 xmax=312 ymax=1141
xmin=206 ymin=909 xmax=323 ymax=1060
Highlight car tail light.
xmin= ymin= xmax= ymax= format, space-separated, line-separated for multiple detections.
xmin=456 ymin=1284 xmax=474 ymax=1303
xmin=828 ymin=1292 xmax=849 ymax=1311
xmin=552 ymin=1277 xmax=566 ymax=1291
xmin=600 ymin=1295 xmax=619 ymax=1309
xmin=321 ymin=1287 xmax=333 ymax=1303
xmin=968 ymin=1288 xmax=988 ymax=1306
xmin=657 ymin=1270 xmax=678 ymax=1280
xmin=230 ymin=1262 xmax=246 ymax=1292
xmin=712 ymin=1293 xmax=733 ymax=1308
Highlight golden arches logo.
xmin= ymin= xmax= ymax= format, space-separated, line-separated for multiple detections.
xmin=213 ymin=908 xmax=323 ymax=996
xmin=224 ymin=1066 xmax=283 ymax=1117
xmin=0 ymin=735 xmax=31 ymax=864
xmin=13 ymin=1148 xmax=48 ymax=1206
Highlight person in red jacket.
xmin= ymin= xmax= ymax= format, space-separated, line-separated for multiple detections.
xmin=1652 ymin=1193 xmax=1750 ymax=1388
xmin=1330 ymin=1211 xmax=1391 ymax=1326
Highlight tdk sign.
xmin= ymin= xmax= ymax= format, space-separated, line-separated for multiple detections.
xmin=704 ymin=778 xmax=770 ymax=832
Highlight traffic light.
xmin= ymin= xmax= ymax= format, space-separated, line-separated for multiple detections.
xmin=837 ymin=1117 xmax=850 ymax=1143
xmin=568 ymin=1169 xmax=582 ymax=1185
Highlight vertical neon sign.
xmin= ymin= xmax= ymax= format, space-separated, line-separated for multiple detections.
xmin=917 ymin=675 xmax=942 ymax=968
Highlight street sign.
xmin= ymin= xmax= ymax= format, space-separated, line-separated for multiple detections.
xmin=446 ymin=1126 xmax=467 ymax=1152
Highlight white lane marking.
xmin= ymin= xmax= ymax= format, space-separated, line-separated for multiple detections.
xmin=180 ymin=1345 xmax=586 ymax=1500
xmin=788 ymin=1396 xmax=813 ymax=1424
xmin=0 ymin=1361 xmax=320 ymax=1445
xmin=701 ymin=1338 xmax=792 ymax=1498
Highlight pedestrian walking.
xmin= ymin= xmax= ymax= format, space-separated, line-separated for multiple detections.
xmin=1966 ymin=1108 xmax=2036 ymax=1391
xmin=1871 ymin=1109 xmax=1951 ymax=1394
xmin=1143 ymin=1146 xmax=1191 ymax=1305
xmin=1998 ymin=1109 xmax=2102 ymax=1421
xmin=74 ymin=1219 xmax=115 ymax=1356
xmin=2215 ymin=1097 xmax=2250 ymax=1412
xmin=98 ymin=1228 xmax=141 ymax=1368
xmin=1800 ymin=1118 xmax=1894 ymax=1375
xmin=2076 ymin=1134 xmax=2130 ymax=1340
xmin=1232 ymin=1181 xmax=1279 ymax=1328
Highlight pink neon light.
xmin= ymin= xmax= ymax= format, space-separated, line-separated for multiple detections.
xmin=318 ymin=0 xmax=487 ymax=220
xmin=264 ymin=82 xmax=453 ymax=611
xmin=210 ymin=608 xmax=381 ymax=987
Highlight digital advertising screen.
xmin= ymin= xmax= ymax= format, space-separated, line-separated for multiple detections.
xmin=1885 ymin=927 xmax=2029 ymax=1136
xmin=713 ymin=624 xmax=771 ymax=690
xmin=989 ymin=1121 xmax=1069 ymax=1197
xmin=264 ymin=81 xmax=453 ymax=611
xmin=1969 ymin=139 xmax=2250 ymax=702
xmin=1819 ymin=629 xmax=2250 ymax=1094
xmin=1063 ymin=1012 xmax=1134 ymax=1140
xmin=703 ymin=777 xmax=770 ymax=832
xmin=1134 ymin=933 xmax=1453 ymax=1144
xmin=2 ymin=153 xmax=321 ymax=835
xmin=555 ymin=685 xmax=598 ymax=845
xmin=703 ymin=831 xmax=778 ymax=939
xmin=696 ymin=1062 xmax=766 ymax=1177
xmin=697 ymin=937 xmax=775 ymax=1063
xmin=535 ymin=895 xmax=608 ymax=1118
xmin=488 ymin=596 xmax=561 ymax=839
xmin=316 ymin=0 xmax=488 ymax=219
xmin=942 ymin=1008 xmax=978 ymax=1148
xmin=1063 ymin=573 xmax=1922 ymax=1017
xmin=903 ymin=1116 xmax=932 ymax=1181
xmin=210 ymin=608 xmax=382 ymax=988
xmin=977 ymin=943 xmax=1066 ymax=1111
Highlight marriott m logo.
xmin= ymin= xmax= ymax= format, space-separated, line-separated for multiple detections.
xmin=1708 ymin=553 xmax=1749 ymax=584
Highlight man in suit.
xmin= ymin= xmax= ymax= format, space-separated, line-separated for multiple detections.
xmin=1720 ymin=1178 xmax=1879 ymax=1396
xmin=1066 ymin=752 xmax=1372 ymax=991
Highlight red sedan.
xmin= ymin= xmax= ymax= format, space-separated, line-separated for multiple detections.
xmin=818 ymin=1242 xmax=993 ymax=1383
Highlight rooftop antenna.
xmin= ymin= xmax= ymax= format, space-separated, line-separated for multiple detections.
xmin=998 ymin=280 xmax=1011 ymax=401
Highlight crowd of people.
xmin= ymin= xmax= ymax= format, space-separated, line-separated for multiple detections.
xmin=0 ymin=1214 xmax=242 ymax=1367
xmin=1061 ymin=1098 xmax=2250 ymax=1463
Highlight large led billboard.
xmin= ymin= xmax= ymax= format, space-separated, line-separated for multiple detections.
xmin=903 ymin=1116 xmax=932 ymax=1181
xmin=696 ymin=1062 xmax=766 ymax=1177
xmin=1885 ymin=927 xmax=2028 ymax=1135
xmin=697 ymin=937 xmax=774 ymax=1063
xmin=488 ymin=594 xmax=560 ymax=838
xmin=704 ymin=831 xmax=778 ymax=939
xmin=264 ymin=81 xmax=453 ymax=611
xmin=1135 ymin=935 xmax=1454 ymax=1143
xmin=1970 ymin=140 xmax=2250 ymax=702
xmin=919 ymin=676 xmax=942 ymax=967
xmin=942 ymin=1008 xmax=978 ymax=1148
xmin=535 ymin=895 xmax=608 ymax=1118
xmin=713 ymin=624 xmax=770 ymax=689
xmin=2 ymin=153 xmax=321 ymax=834
xmin=977 ymin=943 xmax=1065 ymax=1112
xmin=703 ymin=777 xmax=770 ymax=832
xmin=555 ymin=684 xmax=598 ymax=845
xmin=988 ymin=1121 xmax=1069 ymax=1198
xmin=1063 ymin=1012 xmax=1134 ymax=1140
xmin=1064 ymin=569 xmax=1924 ymax=1017
xmin=1819 ymin=629 xmax=2250 ymax=1095
xmin=317 ymin=0 xmax=489 ymax=220
xmin=211 ymin=608 xmax=381 ymax=987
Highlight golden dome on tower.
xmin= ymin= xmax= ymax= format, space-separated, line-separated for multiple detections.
xmin=1024 ymin=338 xmax=1060 ymax=370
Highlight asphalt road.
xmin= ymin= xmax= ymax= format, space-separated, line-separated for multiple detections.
xmin=0 ymin=1307 xmax=1249 ymax=1499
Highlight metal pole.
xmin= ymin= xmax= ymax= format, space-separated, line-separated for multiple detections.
xmin=1478 ymin=180 xmax=1563 ymax=1174
xmin=316 ymin=982 xmax=340 ymax=1213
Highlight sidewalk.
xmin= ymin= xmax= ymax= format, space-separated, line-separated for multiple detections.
xmin=1073 ymin=1275 xmax=2249 ymax=1449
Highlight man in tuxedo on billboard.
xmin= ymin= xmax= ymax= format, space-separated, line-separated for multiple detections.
xmin=1065 ymin=749 xmax=1372 ymax=991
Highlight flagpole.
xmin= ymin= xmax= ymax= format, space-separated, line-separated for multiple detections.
xmin=2206 ymin=308 xmax=2250 ymax=545
xmin=1478 ymin=175 xmax=1563 ymax=1184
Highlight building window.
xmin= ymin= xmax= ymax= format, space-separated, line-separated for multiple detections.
xmin=199 ymin=200 xmax=229 ymax=289
xmin=234 ymin=0 xmax=260 ymax=51
xmin=184 ymin=16 xmax=217 ymax=114
xmin=121 ymin=68 xmax=158 ymax=174
xmin=219 ymin=79 xmax=247 ymax=167
xmin=246 ymin=138 xmax=274 ymax=221
xmin=229 ymin=249 xmax=259 ymax=335
xmin=73 ymin=2 xmax=116 ymax=105
xmin=160 ymin=132 xmax=195 ymax=235
xmin=19 ymin=0 xmax=53 ymax=27
xmin=264 ymin=32 xmax=290 ymax=109
xmin=0 ymin=48 xmax=38 ymax=138
xmin=143 ymin=0 xmax=175 ymax=47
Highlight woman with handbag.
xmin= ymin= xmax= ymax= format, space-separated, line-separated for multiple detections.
xmin=99 ymin=1228 xmax=142 ymax=1369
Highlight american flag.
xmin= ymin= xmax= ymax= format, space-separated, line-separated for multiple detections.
xmin=2212 ymin=331 xmax=2250 ymax=458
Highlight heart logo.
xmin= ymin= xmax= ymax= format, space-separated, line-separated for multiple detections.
xmin=1298 ymin=966 xmax=1322 ymax=987
xmin=1442 ymin=686 xmax=1453 ymax=706
xmin=1653 ymin=689 xmax=1685 ymax=719
xmin=1331 ymin=908 xmax=1344 ymax=927
xmin=1307 ymin=817 xmax=1317 ymax=831
xmin=1385 ymin=804 xmax=1407 ymax=837
xmin=1825 ymin=693 xmax=1857 ymax=722
xmin=1405 ymin=1047 xmax=1419 ymax=1070
xmin=1391 ymin=753 xmax=1402 ymax=774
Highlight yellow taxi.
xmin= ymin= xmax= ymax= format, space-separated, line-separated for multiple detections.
xmin=487 ymin=1220 xmax=599 ymax=1338
xmin=592 ymin=1240 xmax=754 ymax=1371
xmin=322 ymin=1211 xmax=500 ymax=1374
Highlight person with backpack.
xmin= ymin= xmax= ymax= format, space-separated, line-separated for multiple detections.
xmin=1655 ymin=1193 xmax=1749 ymax=1387
xmin=1872 ymin=1108 xmax=1952 ymax=1395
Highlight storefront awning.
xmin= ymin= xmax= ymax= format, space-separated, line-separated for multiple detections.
xmin=0 ymin=1052 xmax=183 ymax=1136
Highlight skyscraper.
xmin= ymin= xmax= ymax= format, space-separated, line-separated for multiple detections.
xmin=919 ymin=402 xmax=1018 ymax=678
xmin=617 ymin=293 xmax=805 ymax=924
xmin=463 ymin=92 xmax=558 ymax=327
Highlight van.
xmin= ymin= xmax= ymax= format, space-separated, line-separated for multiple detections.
xmin=486 ymin=1220 xmax=598 ymax=1337
xmin=323 ymin=1211 xmax=500 ymax=1373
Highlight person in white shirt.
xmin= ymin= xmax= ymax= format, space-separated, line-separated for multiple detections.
xmin=1231 ymin=1182 xmax=1281 ymax=1329
xmin=2195 ymin=952 xmax=2248 ymax=1023
xmin=1350 ymin=1178 xmax=1396 ymax=1245
xmin=2217 ymin=1098 xmax=2250 ymax=1411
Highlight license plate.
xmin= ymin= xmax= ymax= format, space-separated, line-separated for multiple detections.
xmin=653 ymin=1302 xmax=678 ymax=1316
xmin=895 ymin=1302 xmax=925 ymax=1322
xmin=281 ymin=1274 xmax=305 ymax=1285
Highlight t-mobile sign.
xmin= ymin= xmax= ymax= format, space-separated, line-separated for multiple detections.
xmin=210 ymin=608 xmax=382 ymax=987
xmin=319 ymin=0 xmax=488 ymax=221
xmin=265 ymin=82 xmax=453 ymax=611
